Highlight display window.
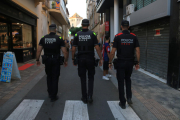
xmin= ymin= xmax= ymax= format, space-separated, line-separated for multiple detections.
xmin=0 ymin=22 xmax=8 ymax=50
xmin=12 ymin=23 xmax=32 ymax=49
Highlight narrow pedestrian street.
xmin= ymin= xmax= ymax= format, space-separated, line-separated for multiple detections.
xmin=0 ymin=52 xmax=179 ymax=120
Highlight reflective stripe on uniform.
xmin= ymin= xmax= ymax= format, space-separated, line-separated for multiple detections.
xmin=93 ymin=32 xmax=96 ymax=36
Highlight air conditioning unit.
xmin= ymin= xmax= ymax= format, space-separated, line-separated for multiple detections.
xmin=126 ymin=4 xmax=134 ymax=15
xmin=57 ymin=26 xmax=62 ymax=33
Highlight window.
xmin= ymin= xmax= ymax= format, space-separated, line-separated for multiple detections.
xmin=131 ymin=0 xmax=157 ymax=11
xmin=12 ymin=23 xmax=32 ymax=49
xmin=0 ymin=22 xmax=8 ymax=50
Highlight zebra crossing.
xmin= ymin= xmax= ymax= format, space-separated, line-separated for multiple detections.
xmin=6 ymin=99 xmax=141 ymax=120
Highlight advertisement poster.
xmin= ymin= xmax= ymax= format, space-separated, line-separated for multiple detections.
xmin=0 ymin=52 xmax=14 ymax=83
xmin=105 ymin=21 xmax=109 ymax=32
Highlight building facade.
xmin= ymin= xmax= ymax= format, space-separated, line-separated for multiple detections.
xmin=69 ymin=13 xmax=83 ymax=28
xmin=0 ymin=0 xmax=70 ymax=63
xmin=96 ymin=0 xmax=180 ymax=90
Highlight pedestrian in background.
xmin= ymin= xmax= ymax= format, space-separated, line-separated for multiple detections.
xmin=102 ymin=36 xmax=111 ymax=80
xmin=109 ymin=20 xmax=140 ymax=109
xmin=36 ymin=24 xmax=68 ymax=102
xmin=72 ymin=19 xmax=103 ymax=104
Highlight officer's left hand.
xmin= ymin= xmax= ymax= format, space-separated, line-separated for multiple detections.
xmin=36 ymin=61 xmax=41 ymax=66
xmin=64 ymin=61 xmax=68 ymax=67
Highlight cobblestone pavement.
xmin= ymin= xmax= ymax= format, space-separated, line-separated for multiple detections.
xmin=0 ymin=59 xmax=44 ymax=107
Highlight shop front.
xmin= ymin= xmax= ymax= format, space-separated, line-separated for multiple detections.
xmin=0 ymin=1 xmax=37 ymax=63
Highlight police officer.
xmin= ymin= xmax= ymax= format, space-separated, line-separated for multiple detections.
xmin=36 ymin=24 xmax=68 ymax=102
xmin=109 ymin=20 xmax=140 ymax=109
xmin=72 ymin=19 xmax=103 ymax=103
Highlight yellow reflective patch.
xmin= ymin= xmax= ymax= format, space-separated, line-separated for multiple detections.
xmin=42 ymin=36 xmax=44 ymax=38
xmin=75 ymin=34 xmax=77 ymax=37
xmin=59 ymin=37 xmax=62 ymax=39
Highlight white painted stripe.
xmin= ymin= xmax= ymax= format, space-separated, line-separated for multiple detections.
xmin=6 ymin=99 xmax=44 ymax=120
xmin=138 ymin=68 xmax=166 ymax=84
xmin=107 ymin=101 xmax=141 ymax=120
xmin=62 ymin=100 xmax=89 ymax=120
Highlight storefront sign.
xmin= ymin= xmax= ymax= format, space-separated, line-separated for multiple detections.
xmin=105 ymin=21 xmax=109 ymax=31
xmin=0 ymin=52 xmax=21 ymax=82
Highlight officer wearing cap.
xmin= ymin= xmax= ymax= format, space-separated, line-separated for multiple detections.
xmin=36 ymin=24 xmax=68 ymax=102
xmin=72 ymin=19 xmax=103 ymax=103
xmin=109 ymin=20 xmax=140 ymax=109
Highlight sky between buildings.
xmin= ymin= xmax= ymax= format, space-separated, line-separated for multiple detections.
xmin=66 ymin=0 xmax=87 ymax=19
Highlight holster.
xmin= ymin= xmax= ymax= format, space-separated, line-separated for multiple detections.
xmin=94 ymin=58 xmax=100 ymax=67
xmin=60 ymin=56 xmax=64 ymax=65
xmin=74 ymin=53 xmax=78 ymax=65
xmin=41 ymin=55 xmax=48 ymax=64
xmin=113 ymin=58 xmax=118 ymax=69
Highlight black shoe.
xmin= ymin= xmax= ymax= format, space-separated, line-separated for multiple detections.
xmin=87 ymin=96 xmax=93 ymax=103
xmin=127 ymin=99 xmax=133 ymax=104
xmin=119 ymin=102 xmax=126 ymax=109
xmin=51 ymin=96 xmax=59 ymax=102
xmin=81 ymin=97 xmax=87 ymax=104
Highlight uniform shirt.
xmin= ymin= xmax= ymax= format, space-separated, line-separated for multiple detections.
xmin=39 ymin=32 xmax=65 ymax=55
xmin=73 ymin=29 xmax=98 ymax=58
xmin=113 ymin=30 xmax=140 ymax=61
xmin=102 ymin=42 xmax=110 ymax=61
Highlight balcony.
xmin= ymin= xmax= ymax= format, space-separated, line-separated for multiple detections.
xmin=42 ymin=0 xmax=49 ymax=10
xmin=48 ymin=0 xmax=68 ymax=25
xmin=35 ymin=0 xmax=45 ymax=7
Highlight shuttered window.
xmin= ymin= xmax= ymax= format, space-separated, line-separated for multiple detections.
xmin=131 ymin=0 xmax=157 ymax=11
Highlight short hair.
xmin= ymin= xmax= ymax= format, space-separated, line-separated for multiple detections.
xmin=105 ymin=36 xmax=110 ymax=40
xmin=82 ymin=24 xmax=89 ymax=27
xmin=49 ymin=27 xmax=56 ymax=32
xmin=121 ymin=26 xmax=129 ymax=30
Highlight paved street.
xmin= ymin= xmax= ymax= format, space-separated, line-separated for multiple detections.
xmin=0 ymin=52 xmax=180 ymax=120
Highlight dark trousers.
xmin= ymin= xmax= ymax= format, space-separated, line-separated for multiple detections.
xmin=45 ymin=58 xmax=60 ymax=99
xmin=78 ymin=58 xmax=95 ymax=98
xmin=116 ymin=60 xmax=134 ymax=105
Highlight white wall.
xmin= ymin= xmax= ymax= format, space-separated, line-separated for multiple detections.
xmin=110 ymin=7 xmax=114 ymax=43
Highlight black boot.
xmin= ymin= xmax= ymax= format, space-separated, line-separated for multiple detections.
xmin=88 ymin=95 xmax=93 ymax=103
xmin=51 ymin=96 xmax=59 ymax=102
xmin=119 ymin=102 xmax=126 ymax=109
xmin=81 ymin=97 xmax=87 ymax=104
xmin=127 ymin=99 xmax=133 ymax=104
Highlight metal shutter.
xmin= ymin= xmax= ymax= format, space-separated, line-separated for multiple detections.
xmin=131 ymin=23 xmax=147 ymax=70
xmin=146 ymin=18 xmax=170 ymax=79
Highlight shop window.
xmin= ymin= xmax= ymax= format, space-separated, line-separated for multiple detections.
xmin=0 ymin=22 xmax=8 ymax=50
xmin=12 ymin=23 xmax=32 ymax=49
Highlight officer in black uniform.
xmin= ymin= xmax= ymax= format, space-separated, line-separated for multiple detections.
xmin=36 ymin=24 xmax=68 ymax=102
xmin=72 ymin=19 xmax=103 ymax=103
xmin=109 ymin=20 xmax=140 ymax=109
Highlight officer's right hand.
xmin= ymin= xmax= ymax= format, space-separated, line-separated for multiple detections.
xmin=135 ymin=64 xmax=140 ymax=70
xmin=72 ymin=60 xmax=77 ymax=66
xmin=99 ymin=59 xmax=103 ymax=66
xmin=64 ymin=61 xmax=68 ymax=67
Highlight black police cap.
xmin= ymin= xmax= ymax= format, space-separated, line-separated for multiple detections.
xmin=121 ymin=20 xmax=129 ymax=27
xmin=49 ymin=24 xmax=56 ymax=28
xmin=82 ymin=19 xmax=89 ymax=25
